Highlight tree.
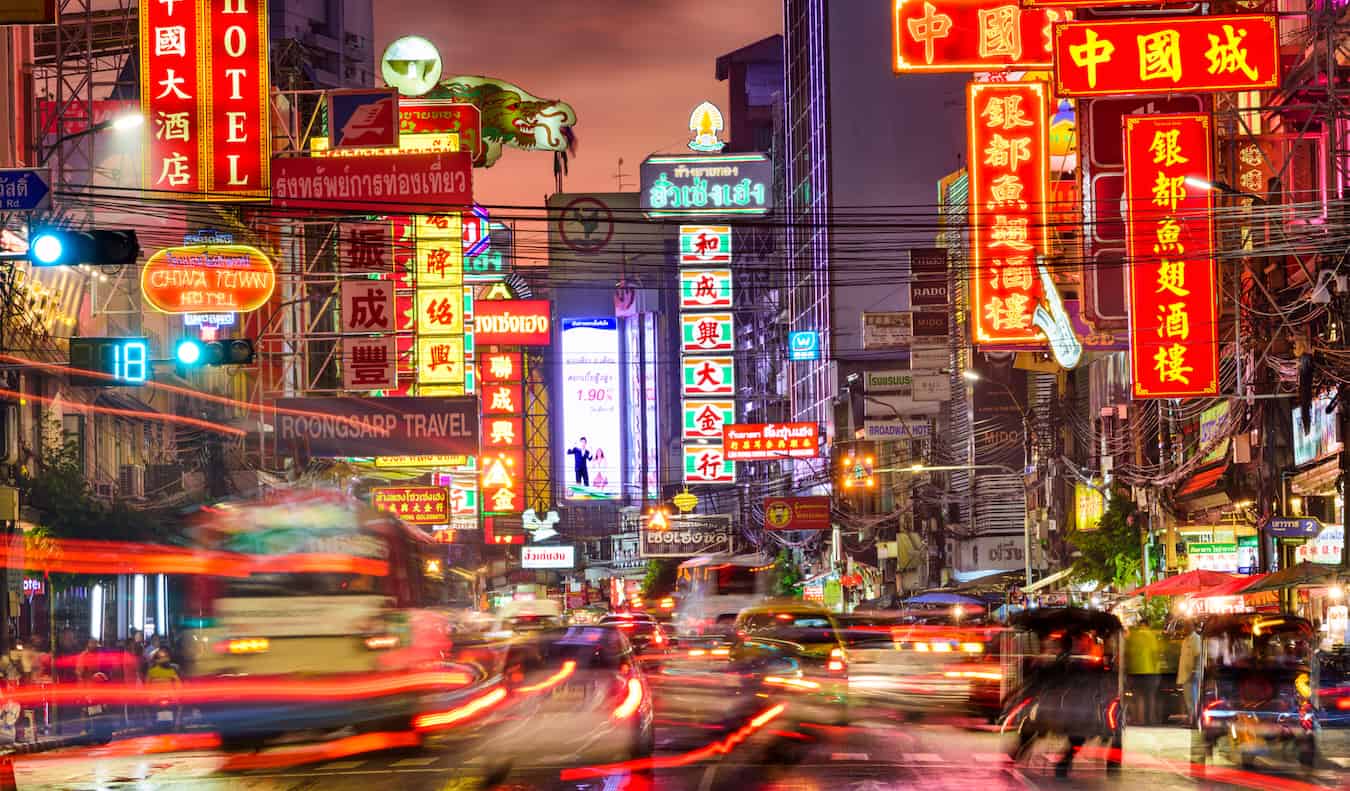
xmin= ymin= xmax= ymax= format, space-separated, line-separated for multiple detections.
xmin=1066 ymin=489 xmax=1143 ymax=591
xmin=18 ymin=426 xmax=170 ymax=543
xmin=773 ymin=549 xmax=802 ymax=598
xmin=640 ymin=559 xmax=678 ymax=599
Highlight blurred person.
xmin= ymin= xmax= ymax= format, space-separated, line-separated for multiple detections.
xmin=1126 ymin=620 xmax=1162 ymax=725
xmin=1177 ymin=620 xmax=1202 ymax=725
xmin=74 ymin=639 xmax=99 ymax=683
xmin=145 ymin=649 xmax=180 ymax=686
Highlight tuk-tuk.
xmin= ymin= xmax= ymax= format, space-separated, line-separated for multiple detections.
xmin=999 ymin=608 xmax=1125 ymax=776
xmin=1189 ymin=614 xmax=1320 ymax=769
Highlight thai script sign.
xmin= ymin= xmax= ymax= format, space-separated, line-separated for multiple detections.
xmin=398 ymin=101 xmax=484 ymax=160
xmin=723 ymin=423 xmax=820 ymax=461
xmin=274 ymin=396 xmax=478 ymax=458
xmin=640 ymin=514 xmax=732 ymax=557
xmin=968 ymin=81 xmax=1050 ymax=345
xmin=1053 ymin=15 xmax=1279 ymax=97
xmin=893 ymin=0 xmax=1067 ymax=72
xmin=371 ymin=486 xmax=450 ymax=525
xmin=270 ymin=151 xmax=472 ymax=212
xmin=1123 ymin=114 xmax=1219 ymax=398
xmin=522 ymin=545 xmax=575 ymax=569
xmin=641 ymin=153 xmax=773 ymax=218
xmin=473 ymin=299 xmax=551 ymax=345
xmin=141 ymin=243 xmax=276 ymax=313
xmin=764 ymin=497 xmax=831 ymax=531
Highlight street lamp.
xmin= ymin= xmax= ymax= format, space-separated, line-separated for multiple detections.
xmin=39 ymin=111 xmax=144 ymax=166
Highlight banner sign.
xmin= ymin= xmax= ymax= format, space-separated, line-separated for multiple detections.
xmin=641 ymin=153 xmax=773 ymax=218
xmin=140 ymin=0 xmax=270 ymax=199
xmin=679 ymin=226 xmax=733 ymax=264
xmin=522 ymin=545 xmax=575 ymax=569
xmin=1053 ymin=15 xmax=1279 ymax=97
xmin=640 ymin=514 xmax=733 ymax=557
xmin=680 ymin=269 xmax=734 ymax=308
xmin=274 ymin=396 xmax=478 ymax=458
xmin=371 ymin=486 xmax=450 ymax=525
xmin=764 ymin=496 xmax=832 ymax=531
xmin=270 ymin=152 xmax=472 ymax=213
xmin=473 ymin=299 xmax=551 ymax=345
xmin=398 ymin=101 xmax=484 ymax=161
xmin=342 ymin=336 xmax=397 ymax=391
xmin=1123 ymin=114 xmax=1219 ymax=398
xmin=340 ymin=280 xmax=396 ymax=334
xmin=968 ymin=81 xmax=1049 ymax=345
xmin=681 ymin=313 xmax=735 ymax=353
xmin=683 ymin=444 xmax=736 ymax=484
xmin=893 ymin=0 xmax=1066 ymax=72
xmin=682 ymin=356 xmax=735 ymax=397
xmin=1265 ymin=516 xmax=1323 ymax=538
xmin=683 ymin=400 xmax=735 ymax=441
xmin=328 ymin=88 xmax=399 ymax=149
xmin=862 ymin=419 xmax=931 ymax=441
xmin=724 ymin=423 xmax=820 ymax=461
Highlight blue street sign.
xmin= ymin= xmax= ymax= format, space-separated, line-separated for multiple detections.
xmin=0 ymin=169 xmax=50 ymax=212
xmin=789 ymin=331 xmax=820 ymax=361
xmin=1265 ymin=516 xmax=1322 ymax=538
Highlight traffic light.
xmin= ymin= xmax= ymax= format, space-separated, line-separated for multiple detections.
xmin=840 ymin=451 xmax=876 ymax=491
xmin=28 ymin=228 xmax=139 ymax=267
xmin=174 ymin=338 xmax=255 ymax=369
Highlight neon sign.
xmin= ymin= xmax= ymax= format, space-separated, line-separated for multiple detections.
xmin=892 ymin=0 xmax=1068 ymax=72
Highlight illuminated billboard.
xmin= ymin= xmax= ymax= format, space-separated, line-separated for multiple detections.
xmin=1053 ymin=15 xmax=1279 ymax=97
xmin=967 ymin=81 xmax=1050 ymax=345
xmin=140 ymin=0 xmax=269 ymax=198
xmin=560 ymin=318 xmax=621 ymax=500
xmin=141 ymin=243 xmax=276 ymax=314
xmin=1123 ymin=114 xmax=1219 ymax=398
xmin=892 ymin=0 xmax=1067 ymax=72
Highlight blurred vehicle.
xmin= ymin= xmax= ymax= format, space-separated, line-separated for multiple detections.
xmin=1000 ymin=608 xmax=1124 ymax=777
xmin=1319 ymin=645 xmax=1350 ymax=727
xmin=674 ymin=554 xmax=771 ymax=635
xmin=843 ymin=609 xmax=1005 ymax=722
xmin=1190 ymin=614 xmax=1320 ymax=769
xmin=567 ymin=606 xmax=607 ymax=626
xmin=726 ymin=602 xmax=850 ymax=727
xmin=182 ymin=492 xmax=481 ymax=745
xmin=485 ymin=624 xmax=654 ymax=765
xmin=600 ymin=612 xmax=670 ymax=666
xmin=489 ymin=599 xmax=565 ymax=639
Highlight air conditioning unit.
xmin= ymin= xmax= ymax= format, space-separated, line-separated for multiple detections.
xmin=92 ymin=481 xmax=115 ymax=500
xmin=118 ymin=465 xmax=145 ymax=499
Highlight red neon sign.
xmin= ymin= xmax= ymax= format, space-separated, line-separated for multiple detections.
xmin=473 ymin=300 xmax=552 ymax=346
xmin=206 ymin=0 xmax=270 ymax=197
xmin=892 ymin=0 xmax=1069 ymax=73
xmin=968 ymin=81 xmax=1050 ymax=345
xmin=480 ymin=352 xmax=523 ymax=383
xmin=140 ymin=0 xmax=269 ymax=199
xmin=140 ymin=0 xmax=203 ymax=195
xmin=1123 ymin=114 xmax=1219 ymax=399
xmin=1054 ymin=15 xmax=1279 ymax=97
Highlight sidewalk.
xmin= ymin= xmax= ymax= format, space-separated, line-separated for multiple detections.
xmin=1126 ymin=725 xmax=1350 ymax=768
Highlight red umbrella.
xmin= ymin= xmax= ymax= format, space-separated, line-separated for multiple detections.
xmin=1130 ymin=569 xmax=1239 ymax=597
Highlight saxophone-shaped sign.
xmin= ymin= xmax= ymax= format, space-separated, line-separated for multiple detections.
xmin=141 ymin=243 xmax=276 ymax=314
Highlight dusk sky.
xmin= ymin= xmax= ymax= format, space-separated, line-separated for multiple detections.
xmin=375 ymin=0 xmax=782 ymax=212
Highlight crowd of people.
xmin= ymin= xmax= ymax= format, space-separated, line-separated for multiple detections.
xmin=1123 ymin=619 xmax=1203 ymax=727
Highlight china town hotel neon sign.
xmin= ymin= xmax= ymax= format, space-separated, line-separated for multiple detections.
xmin=140 ymin=0 xmax=271 ymax=200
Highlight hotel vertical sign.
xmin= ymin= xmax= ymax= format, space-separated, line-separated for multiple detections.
xmin=141 ymin=0 xmax=270 ymax=200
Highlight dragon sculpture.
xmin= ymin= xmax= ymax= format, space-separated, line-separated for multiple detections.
xmin=423 ymin=76 xmax=577 ymax=168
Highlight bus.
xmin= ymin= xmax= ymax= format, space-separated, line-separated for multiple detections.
xmin=672 ymin=554 xmax=773 ymax=635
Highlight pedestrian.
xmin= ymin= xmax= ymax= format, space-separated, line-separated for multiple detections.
xmin=145 ymin=649 xmax=180 ymax=686
xmin=1177 ymin=620 xmax=1202 ymax=725
xmin=1126 ymin=619 xmax=1162 ymax=725
xmin=74 ymin=639 xmax=99 ymax=684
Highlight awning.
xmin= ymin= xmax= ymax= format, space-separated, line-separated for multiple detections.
xmin=1022 ymin=567 xmax=1074 ymax=593
xmin=1195 ymin=573 xmax=1267 ymax=599
xmin=1129 ymin=569 xmax=1238 ymax=596
xmin=1173 ymin=462 xmax=1230 ymax=514
xmin=1292 ymin=458 xmax=1339 ymax=496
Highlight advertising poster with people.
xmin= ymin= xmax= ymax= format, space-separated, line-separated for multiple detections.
xmin=560 ymin=318 xmax=621 ymax=499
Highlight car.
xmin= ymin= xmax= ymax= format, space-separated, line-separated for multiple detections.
xmin=600 ymin=612 xmax=671 ymax=665
xmin=483 ymin=624 xmax=655 ymax=766
xmin=725 ymin=602 xmax=850 ymax=727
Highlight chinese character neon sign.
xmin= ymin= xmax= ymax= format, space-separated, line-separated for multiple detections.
xmin=1123 ymin=114 xmax=1219 ymax=398
xmin=968 ymin=81 xmax=1050 ymax=345
xmin=893 ymin=0 xmax=1068 ymax=73
xmin=1053 ymin=15 xmax=1278 ymax=97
